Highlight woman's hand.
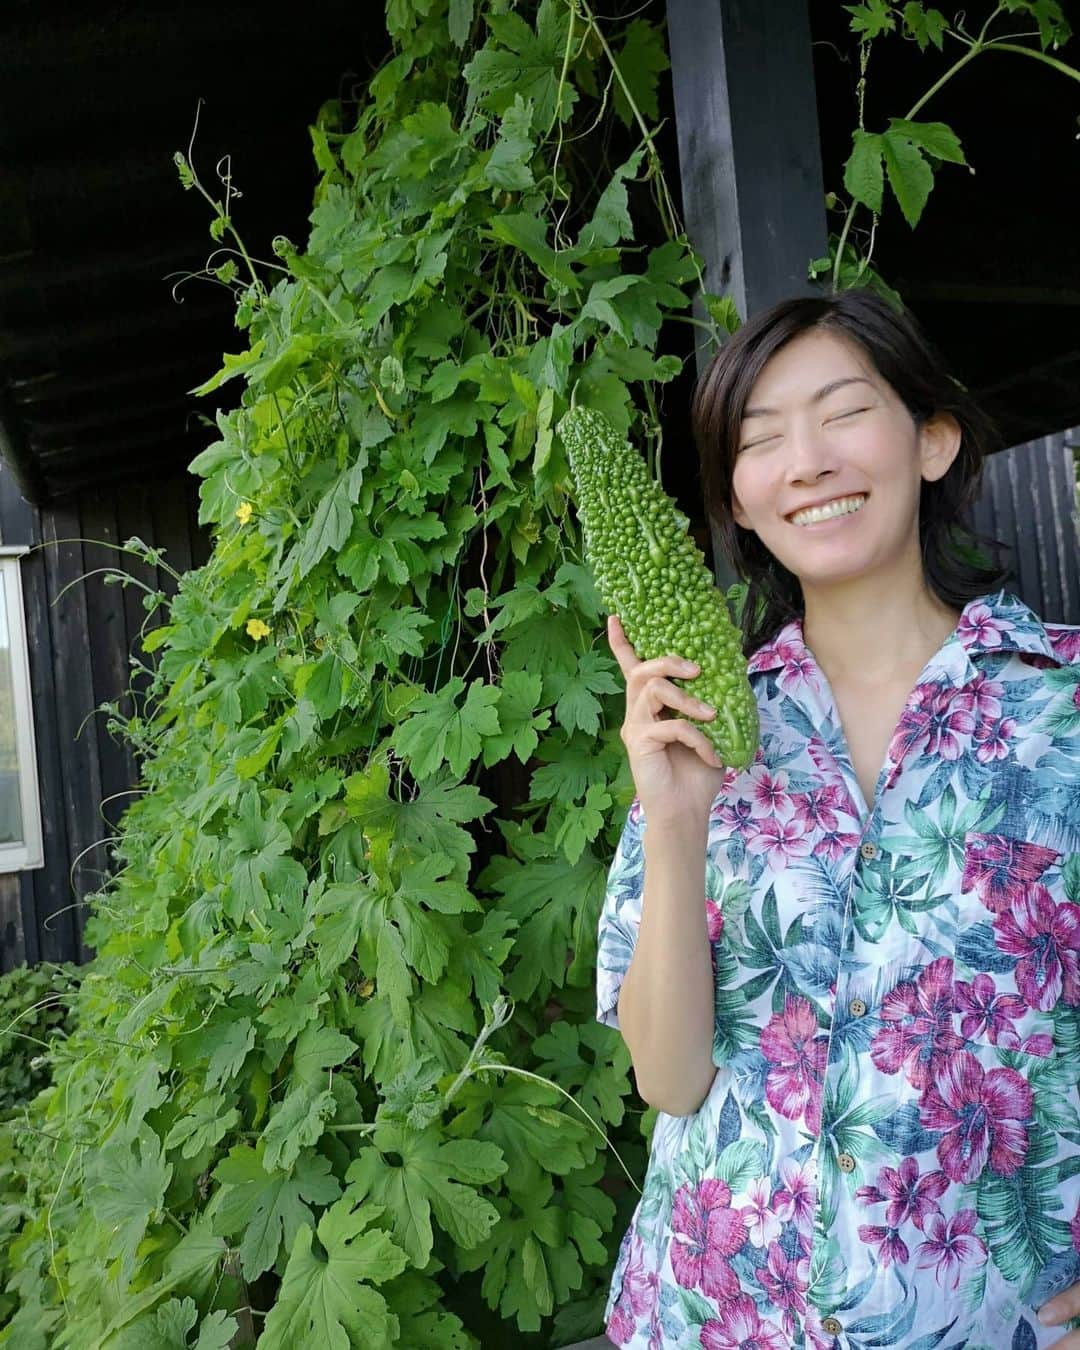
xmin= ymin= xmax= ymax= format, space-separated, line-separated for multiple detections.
xmin=607 ymin=613 xmax=729 ymax=830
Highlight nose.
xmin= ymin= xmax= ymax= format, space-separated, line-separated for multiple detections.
xmin=784 ymin=419 xmax=839 ymax=485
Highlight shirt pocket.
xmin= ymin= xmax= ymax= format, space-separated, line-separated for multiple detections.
xmin=954 ymin=828 xmax=1080 ymax=1062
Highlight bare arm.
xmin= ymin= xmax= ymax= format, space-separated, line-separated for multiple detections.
xmin=616 ymin=816 xmax=717 ymax=1116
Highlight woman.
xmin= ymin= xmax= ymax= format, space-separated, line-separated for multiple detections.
xmin=598 ymin=289 xmax=1080 ymax=1348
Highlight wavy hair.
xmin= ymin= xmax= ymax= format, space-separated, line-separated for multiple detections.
xmin=690 ymin=288 xmax=1012 ymax=657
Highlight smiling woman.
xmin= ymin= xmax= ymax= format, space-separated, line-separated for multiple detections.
xmin=597 ymin=289 xmax=1080 ymax=1349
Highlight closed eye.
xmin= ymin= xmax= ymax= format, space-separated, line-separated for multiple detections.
xmin=738 ymin=432 xmax=780 ymax=452
xmin=826 ymin=407 xmax=869 ymax=423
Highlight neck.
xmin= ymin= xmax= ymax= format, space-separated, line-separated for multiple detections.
xmin=800 ymin=575 xmax=961 ymax=687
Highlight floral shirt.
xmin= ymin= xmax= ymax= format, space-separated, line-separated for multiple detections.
xmin=597 ymin=589 xmax=1080 ymax=1349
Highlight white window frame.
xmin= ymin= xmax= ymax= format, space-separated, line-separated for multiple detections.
xmin=0 ymin=546 xmax=43 ymax=871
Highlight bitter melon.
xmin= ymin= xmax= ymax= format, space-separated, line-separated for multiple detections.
xmin=559 ymin=405 xmax=759 ymax=771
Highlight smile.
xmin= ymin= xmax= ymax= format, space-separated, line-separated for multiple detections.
xmin=788 ymin=494 xmax=868 ymax=527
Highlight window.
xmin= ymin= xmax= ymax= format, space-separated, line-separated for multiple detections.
xmin=0 ymin=547 xmax=42 ymax=871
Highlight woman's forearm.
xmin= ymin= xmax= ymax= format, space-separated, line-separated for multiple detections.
xmin=616 ymin=819 xmax=717 ymax=1116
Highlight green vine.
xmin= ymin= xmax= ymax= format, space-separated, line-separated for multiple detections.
xmin=823 ymin=0 xmax=1078 ymax=293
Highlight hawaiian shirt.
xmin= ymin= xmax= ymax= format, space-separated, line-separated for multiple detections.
xmin=597 ymin=589 xmax=1080 ymax=1349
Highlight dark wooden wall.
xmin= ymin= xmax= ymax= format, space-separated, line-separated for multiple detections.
xmin=970 ymin=426 xmax=1080 ymax=625
xmin=0 ymin=463 xmax=210 ymax=972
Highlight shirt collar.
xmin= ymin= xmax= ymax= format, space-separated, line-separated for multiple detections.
xmin=746 ymin=589 xmax=1062 ymax=680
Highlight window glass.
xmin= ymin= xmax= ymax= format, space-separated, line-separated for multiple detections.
xmin=0 ymin=577 xmax=24 ymax=846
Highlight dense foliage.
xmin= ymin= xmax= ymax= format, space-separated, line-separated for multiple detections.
xmin=0 ymin=2 xmax=1075 ymax=1347
xmin=0 ymin=3 xmax=707 ymax=1345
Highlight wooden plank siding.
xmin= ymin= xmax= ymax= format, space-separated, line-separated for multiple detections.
xmin=969 ymin=426 xmax=1080 ymax=625
xmin=0 ymin=465 xmax=210 ymax=972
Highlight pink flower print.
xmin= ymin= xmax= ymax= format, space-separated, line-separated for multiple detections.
xmin=1047 ymin=625 xmax=1080 ymax=663
xmin=776 ymin=645 xmax=824 ymax=698
xmin=607 ymin=1303 xmax=635 ymax=1345
xmin=855 ymin=1156 xmax=949 ymax=1231
xmin=922 ymin=685 xmax=977 ymax=760
xmin=919 ymin=1051 xmax=1033 ymax=1183
xmin=993 ymin=886 xmax=1080 ymax=1011
xmin=961 ymin=833 xmax=1059 ymax=914
xmin=773 ymin=1157 xmax=817 ymax=1234
xmin=857 ymin=1223 xmax=910 ymax=1268
xmin=973 ymin=716 xmax=1017 ymax=763
xmin=793 ymin=783 xmax=850 ymax=834
xmin=915 ymin=1208 xmax=987 ymax=1290
xmin=712 ymin=796 xmax=755 ymax=835
xmin=670 ymin=1178 xmax=747 ymax=1302
xmin=760 ymin=996 xmax=828 ymax=1134
xmin=870 ymin=957 xmax=963 ymax=1090
xmin=739 ymin=1176 xmax=781 ymax=1249
xmin=954 ymin=972 xmax=1028 ymax=1048
xmin=1072 ymin=1201 xmax=1080 ymax=1254
xmin=745 ymin=766 xmax=795 ymax=821
xmin=757 ymin=1240 xmax=809 ymax=1330
xmin=890 ymin=690 xmax=935 ymax=766
xmin=700 ymin=1294 xmax=787 ymax=1350
xmin=968 ymin=671 xmax=1005 ymax=721
xmin=958 ymin=602 xmax=1007 ymax=650
xmin=705 ymin=899 xmax=725 ymax=944
xmin=744 ymin=814 xmax=812 ymax=870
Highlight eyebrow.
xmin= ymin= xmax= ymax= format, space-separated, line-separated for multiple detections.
xmin=741 ymin=375 xmax=876 ymax=420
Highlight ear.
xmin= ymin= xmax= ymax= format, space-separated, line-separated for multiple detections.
xmin=919 ymin=412 xmax=962 ymax=483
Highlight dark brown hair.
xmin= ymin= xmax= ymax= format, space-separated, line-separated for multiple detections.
xmin=690 ymin=288 xmax=1011 ymax=656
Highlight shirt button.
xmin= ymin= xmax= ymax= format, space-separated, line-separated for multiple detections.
xmin=849 ymin=998 xmax=867 ymax=1018
xmin=837 ymin=1151 xmax=856 ymax=1173
xmin=822 ymin=1316 xmax=843 ymax=1337
xmin=859 ymin=841 xmax=878 ymax=861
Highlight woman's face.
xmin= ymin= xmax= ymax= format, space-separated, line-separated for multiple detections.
xmin=729 ymin=327 xmax=958 ymax=590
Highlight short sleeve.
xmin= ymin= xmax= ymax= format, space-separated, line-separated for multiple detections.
xmin=596 ymin=798 xmax=647 ymax=1030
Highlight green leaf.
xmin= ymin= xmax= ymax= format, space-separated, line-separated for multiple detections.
xmin=111 ymin=1297 xmax=237 ymax=1350
xmin=902 ymin=4 xmax=948 ymax=50
xmin=85 ymin=1127 xmax=173 ymax=1283
xmin=881 ymin=127 xmax=935 ymax=227
xmin=164 ymin=1092 xmax=240 ymax=1160
xmin=887 ymin=118 xmax=965 ymax=164
xmin=546 ymin=648 xmax=620 ymax=736
xmin=844 ymin=130 xmax=885 ymax=212
xmin=532 ymin=1018 xmax=631 ymax=1127
xmin=297 ymin=470 xmax=358 ymax=579
xmin=257 ymin=1197 xmax=407 ymax=1350
xmin=463 ymin=0 xmax=577 ymax=128
xmin=392 ymin=677 xmax=502 ymax=779
xmin=612 ymin=21 xmax=669 ymax=126
xmin=211 ymin=1143 xmax=341 ymax=1281
xmin=346 ymin=1124 xmax=505 ymax=1266
xmin=843 ymin=0 xmax=896 ymax=39
xmin=485 ymin=95 xmax=535 ymax=191
xmin=449 ymin=0 xmax=475 ymax=47
xmin=481 ymin=671 xmax=550 ymax=767
xmin=552 ymin=783 xmax=612 ymax=864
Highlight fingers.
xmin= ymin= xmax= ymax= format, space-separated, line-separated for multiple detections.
xmin=1042 ymin=1285 xmax=1080 ymax=1333
xmin=607 ymin=616 xmax=700 ymax=693
xmin=623 ymin=711 xmax=722 ymax=768
xmin=639 ymin=674 xmax=715 ymax=727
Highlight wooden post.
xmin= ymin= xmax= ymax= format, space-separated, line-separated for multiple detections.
xmin=665 ymin=0 xmax=828 ymax=585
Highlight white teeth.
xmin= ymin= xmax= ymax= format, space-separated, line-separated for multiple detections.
xmin=790 ymin=494 xmax=867 ymax=526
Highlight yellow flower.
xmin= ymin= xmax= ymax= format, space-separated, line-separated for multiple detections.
xmin=235 ymin=501 xmax=253 ymax=525
xmin=246 ymin=618 xmax=271 ymax=640
xmin=357 ymin=978 xmax=375 ymax=1000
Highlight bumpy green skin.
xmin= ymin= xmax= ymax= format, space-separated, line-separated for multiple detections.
xmin=559 ymin=406 xmax=759 ymax=771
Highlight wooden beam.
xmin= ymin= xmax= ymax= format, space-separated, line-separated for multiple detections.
xmin=665 ymin=0 xmax=827 ymax=586
xmin=665 ymin=0 xmax=827 ymax=336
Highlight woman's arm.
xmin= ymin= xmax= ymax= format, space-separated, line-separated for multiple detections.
xmin=616 ymin=815 xmax=717 ymax=1116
